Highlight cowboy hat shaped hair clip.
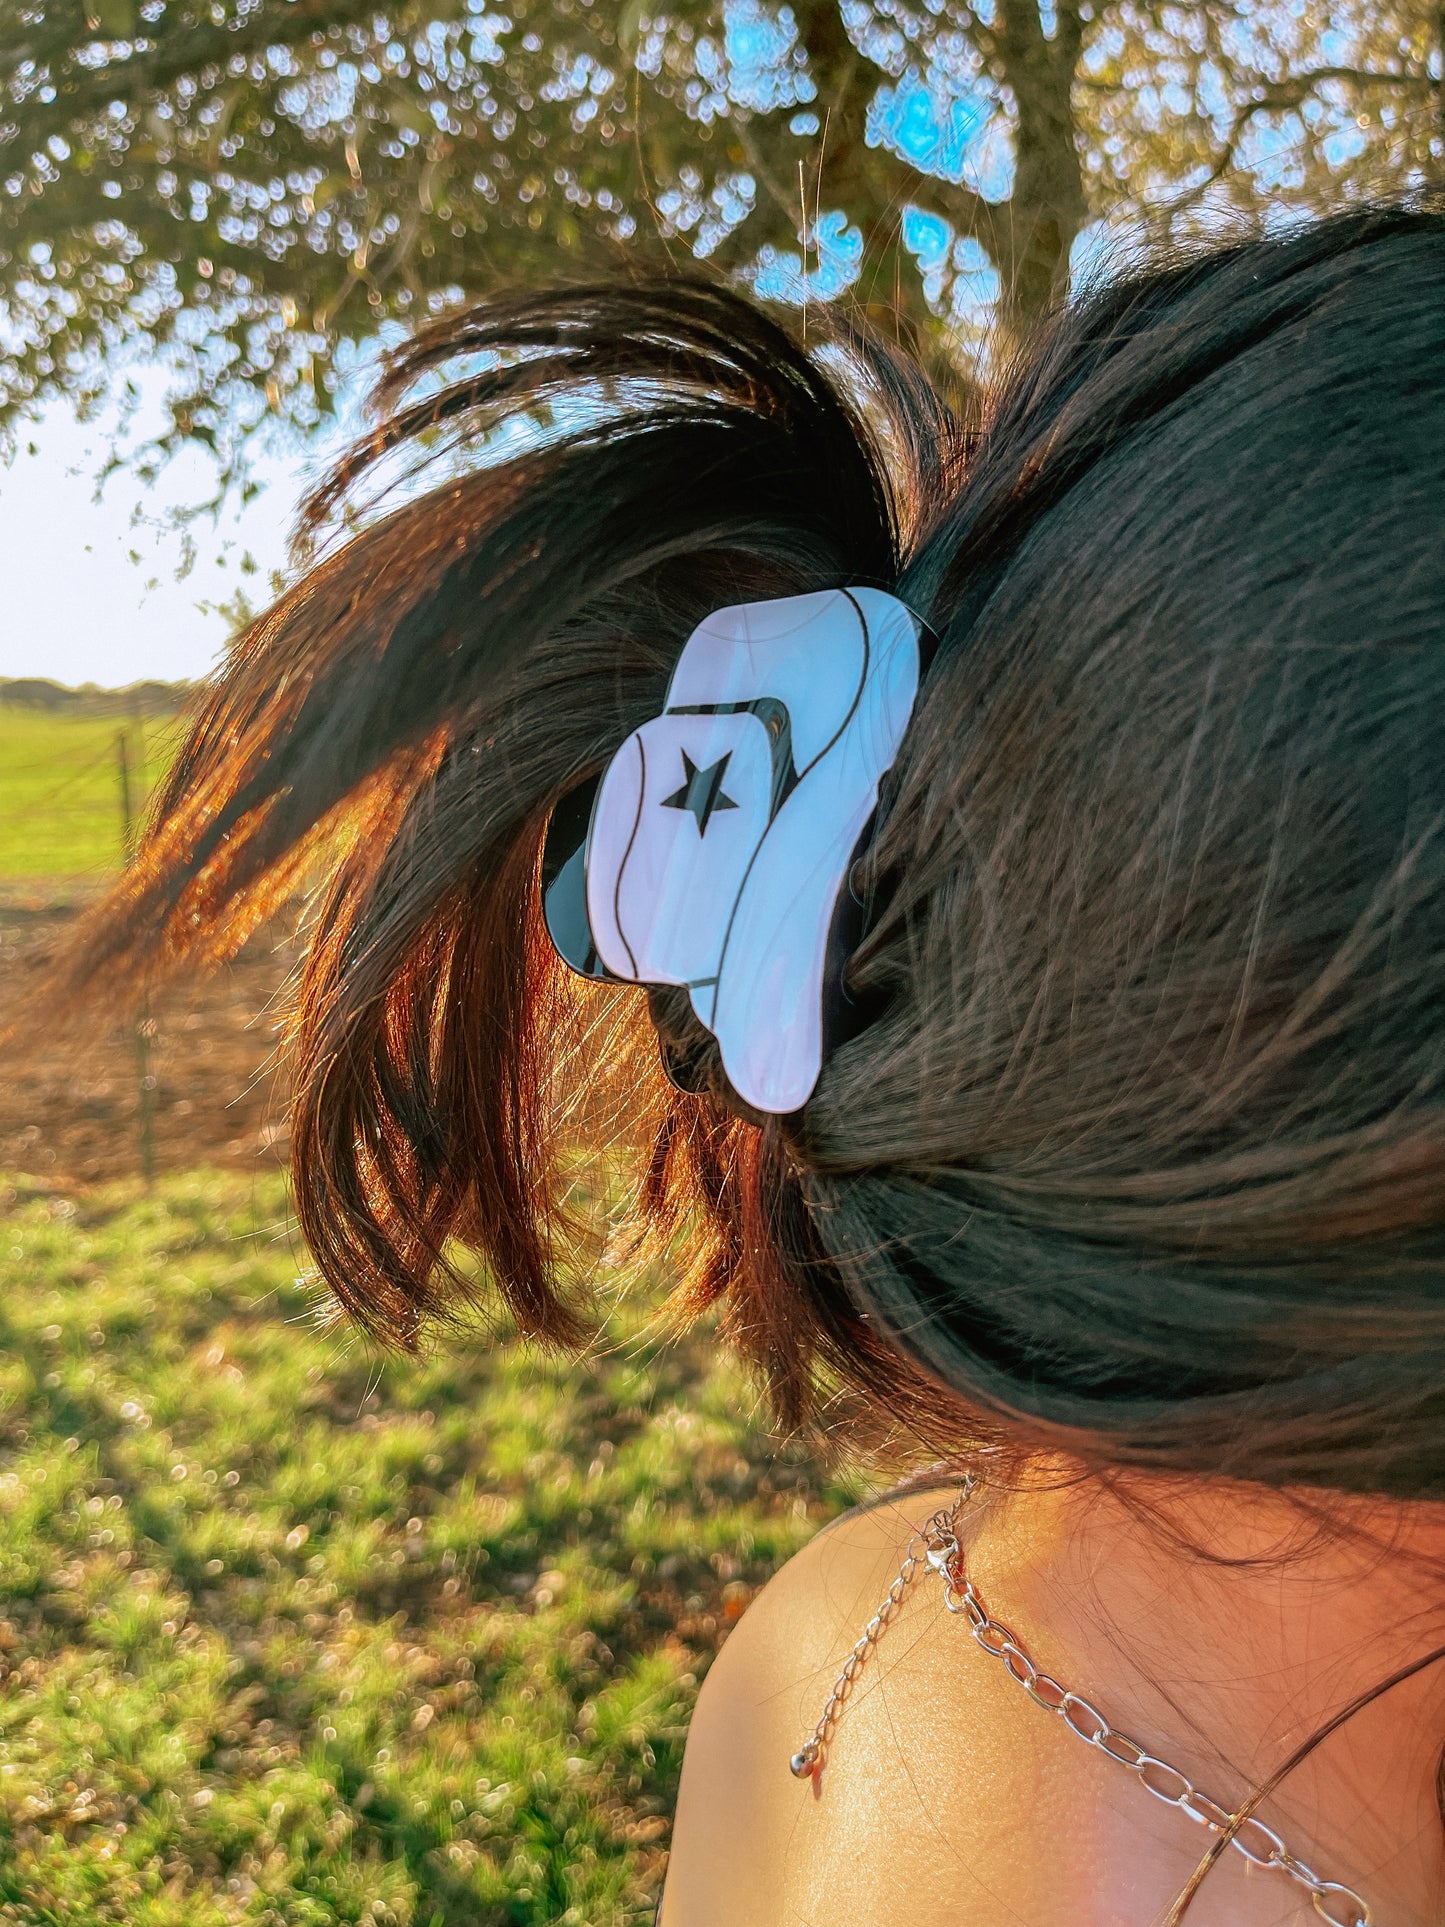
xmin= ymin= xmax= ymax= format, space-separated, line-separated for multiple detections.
xmin=541 ymin=588 xmax=927 ymax=1115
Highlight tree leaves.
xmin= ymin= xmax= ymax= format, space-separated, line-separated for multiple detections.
xmin=0 ymin=0 xmax=1439 ymax=485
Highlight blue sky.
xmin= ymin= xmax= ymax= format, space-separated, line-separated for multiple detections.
xmin=0 ymin=361 xmax=327 ymax=688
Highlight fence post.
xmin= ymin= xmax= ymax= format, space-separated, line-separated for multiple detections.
xmin=117 ymin=725 xmax=157 ymax=1189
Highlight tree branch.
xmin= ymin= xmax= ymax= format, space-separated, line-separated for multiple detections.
xmin=1267 ymin=63 xmax=1438 ymax=94
xmin=1151 ymin=60 xmax=1440 ymax=221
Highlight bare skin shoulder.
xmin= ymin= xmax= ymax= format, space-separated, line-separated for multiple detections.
xmin=658 ymin=1474 xmax=1445 ymax=1927
xmin=658 ymin=1486 xmax=969 ymax=1927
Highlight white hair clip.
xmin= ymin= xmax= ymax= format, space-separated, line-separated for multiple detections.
xmin=542 ymin=588 xmax=927 ymax=1114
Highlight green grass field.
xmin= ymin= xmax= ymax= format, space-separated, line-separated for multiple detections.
xmin=0 ymin=710 xmax=176 ymax=878
xmin=0 ymin=704 xmax=859 ymax=1921
xmin=0 ymin=1170 xmax=856 ymax=1926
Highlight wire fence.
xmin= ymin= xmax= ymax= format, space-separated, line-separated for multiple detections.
xmin=115 ymin=724 xmax=158 ymax=1186
xmin=0 ymin=710 xmax=176 ymax=875
xmin=2 ymin=717 xmax=162 ymax=1182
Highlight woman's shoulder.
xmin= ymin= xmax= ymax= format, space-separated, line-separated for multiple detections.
xmin=692 ymin=1479 xmax=966 ymax=1727
xmin=658 ymin=1484 xmax=963 ymax=1927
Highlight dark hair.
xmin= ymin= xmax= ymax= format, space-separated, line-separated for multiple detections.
xmin=43 ymin=204 xmax=1445 ymax=1500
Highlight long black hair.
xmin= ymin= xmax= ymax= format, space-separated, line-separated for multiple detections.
xmin=34 ymin=203 xmax=1445 ymax=1503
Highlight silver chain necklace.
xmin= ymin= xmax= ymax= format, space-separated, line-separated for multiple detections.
xmin=789 ymin=1475 xmax=1373 ymax=1927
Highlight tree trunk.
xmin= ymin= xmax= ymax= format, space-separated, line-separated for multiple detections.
xmin=781 ymin=0 xmax=1085 ymax=343
xmin=991 ymin=0 xmax=1087 ymax=330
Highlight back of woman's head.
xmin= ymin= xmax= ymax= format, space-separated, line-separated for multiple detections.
xmin=50 ymin=203 xmax=1445 ymax=1501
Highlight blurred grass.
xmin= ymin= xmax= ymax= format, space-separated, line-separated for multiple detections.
xmin=0 ymin=1169 xmax=857 ymax=1926
xmin=0 ymin=711 xmax=176 ymax=878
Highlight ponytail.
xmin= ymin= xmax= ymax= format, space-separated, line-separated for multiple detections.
xmin=41 ymin=211 xmax=1445 ymax=1500
xmin=47 ymin=279 xmax=956 ymax=1364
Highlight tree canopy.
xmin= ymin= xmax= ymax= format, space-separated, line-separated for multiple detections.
xmin=2 ymin=0 xmax=1442 ymax=471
